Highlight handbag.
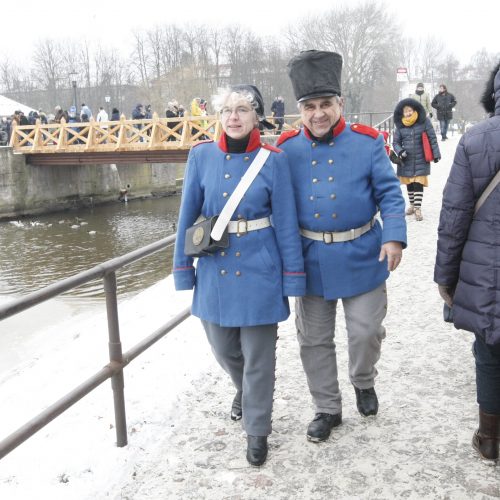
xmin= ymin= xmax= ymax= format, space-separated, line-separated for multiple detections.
xmin=184 ymin=148 xmax=271 ymax=257
xmin=184 ymin=215 xmax=229 ymax=257
xmin=422 ymin=131 xmax=434 ymax=162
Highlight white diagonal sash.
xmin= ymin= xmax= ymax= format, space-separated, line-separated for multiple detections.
xmin=210 ymin=148 xmax=271 ymax=241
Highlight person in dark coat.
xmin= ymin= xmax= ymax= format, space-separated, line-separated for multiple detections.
xmin=271 ymin=96 xmax=285 ymax=133
xmin=431 ymin=84 xmax=457 ymax=141
xmin=434 ymin=61 xmax=500 ymax=465
xmin=392 ymin=98 xmax=441 ymax=221
xmin=110 ymin=107 xmax=120 ymax=121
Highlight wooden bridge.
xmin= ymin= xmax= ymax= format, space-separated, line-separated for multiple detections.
xmin=9 ymin=112 xmax=392 ymax=166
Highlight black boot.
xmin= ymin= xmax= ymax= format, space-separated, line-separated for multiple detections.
xmin=472 ymin=408 xmax=500 ymax=463
xmin=306 ymin=412 xmax=342 ymax=442
xmin=354 ymin=386 xmax=378 ymax=416
xmin=231 ymin=390 xmax=242 ymax=421
xmin=246 ymin=435 xmax=268 ymax=466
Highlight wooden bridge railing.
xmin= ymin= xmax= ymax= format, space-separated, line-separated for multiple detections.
xmin=9 ymin=112 xmax=392 ymax=154
xmin=10 ymin=113 xmax=302 ymax=154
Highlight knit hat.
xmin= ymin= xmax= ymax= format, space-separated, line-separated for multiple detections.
xmin=416 ymin=82 xmax=424 ymax=89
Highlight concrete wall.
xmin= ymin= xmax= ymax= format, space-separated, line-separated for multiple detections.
xmin=0 ymin=147 xmax=179 ymax=219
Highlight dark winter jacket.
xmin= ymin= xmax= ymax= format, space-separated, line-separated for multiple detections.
xmin=271 ymin=99 xmax=285 ymax=118
xmin=392 ymin=98 xmax=441 ymax=177
xmin=434 ymin=64 xmax=500 ymax=345
xmin=431 ymin=91 xmax=457 ymax=120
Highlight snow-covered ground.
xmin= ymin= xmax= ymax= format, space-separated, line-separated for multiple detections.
xmin=1 ymin=133 xmax=499 ymax=499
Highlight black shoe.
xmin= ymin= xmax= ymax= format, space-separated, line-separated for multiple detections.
xmin=306 ymin=412 xmax=342 ymax=442
xmin=246 ymin=435 xmax=268 ymax=466
xmin=354 ymin=386 xmax=378 ymax=416
xmin=230 ymin=391 xmax=242 ymax=421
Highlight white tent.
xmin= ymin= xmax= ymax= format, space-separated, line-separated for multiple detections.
xmin=0 ymin=94 xmax=35 ymax=117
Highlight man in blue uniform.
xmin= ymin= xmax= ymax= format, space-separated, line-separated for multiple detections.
xmin=278 ymin=50 xmax=407 ymax=442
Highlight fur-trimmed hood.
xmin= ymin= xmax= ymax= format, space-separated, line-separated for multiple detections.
xmin=480 ymin=61 xmax=500 ymax=116
xmin=393 ymin=98 xmax=427 ymax=128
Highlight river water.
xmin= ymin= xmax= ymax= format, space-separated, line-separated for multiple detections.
xmin=0 ymin=196 xmax=181 ymax=299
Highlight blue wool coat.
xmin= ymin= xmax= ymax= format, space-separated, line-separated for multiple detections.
xmin=278 ymin=118 xmax=407 ymax=300
xmin=393 ymin=98 xmax=441 ymax=178
xmin=434 ymin=67 xmax=500 ymax=346
xmin=173 ymin=128 xmax=306 ymax=327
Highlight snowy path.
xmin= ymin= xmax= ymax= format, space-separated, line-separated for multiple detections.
xmin=1 ymin=133 xmax=499 ymax=499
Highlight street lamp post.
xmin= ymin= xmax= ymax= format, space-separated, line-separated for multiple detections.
xmin=69 ymin=71 xmax=78 ymax=117
xmin=105 ymin=95 xmax=111 ymax=116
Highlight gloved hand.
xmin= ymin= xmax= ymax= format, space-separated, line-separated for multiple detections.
xmin=438 ymin=285 xmax=454 ymax=307
xmin=398 ymin=149 xmax=407 ymax=159
xmin=433 ymin=158 xmax=440 ymax=163
xmin=429 ymin=112 xmax=433 ymax=118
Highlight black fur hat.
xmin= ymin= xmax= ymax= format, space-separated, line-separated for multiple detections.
xmin=480 ymin=61 xmax=500 ymax=114
xmin=287 ymin=50 xmax=343 ymax=102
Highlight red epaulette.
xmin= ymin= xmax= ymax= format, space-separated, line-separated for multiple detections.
xmin=350 ymin=123 xmax=379 ymax=140
xmin=192 ymin=139 xmax=214 ymax=148
xmin=276 ymin=129 xmax=300 ymax=146
xmin=261 ymin=143 xmax=282 ymax=153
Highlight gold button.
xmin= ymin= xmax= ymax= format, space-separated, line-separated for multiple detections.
xmin=225 ymin=154 xmax=231 ymax=160
xmin=312 ymin=178 xmax=318 ymax=183
xmin=329 ymin=141 xmax=334 ymax=146
xmin=328 ymin=159 xmax=334 ymax=164
xmin=220 ymin=269 xmax=227 ymax=275
xmin=311 ymin=160 xmax=317 ymax=166
xmin=223 ymin=192 xmax=228 ymax=197
xmin=328 ymin=176 xmax=334 ymax=182
xmin=235 ymin=271 xmax=241 ymax=276
xmin=331 ymin=213 xmax=337 ymax=218
xmin=312 ymin=142 xmax=317 ymax=148
xmin=220 ymin=251 xmax=226 ymax=256
xmin=235 ymin=252 xmax=241 ymax=257
xmin=309 ymin=195 xmax=314 ymax=201
xmin=244 ymin=156 xmax=250 ymax=161
xmin=330 ymin=193 xmax=336 ymax=199
xmin=224 ymin=173 xmax=231 ymax=179
xmin=314 ymin=213 xmax=320 ymax=219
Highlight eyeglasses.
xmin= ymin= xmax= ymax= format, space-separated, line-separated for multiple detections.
xmin=220 ymin=106 xmax=253 ymax=118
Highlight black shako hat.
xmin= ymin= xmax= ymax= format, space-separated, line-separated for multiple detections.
xmin=230 ymin=84 xmax=275 ymax=129
xmin=287 ymin=50 xmax=343 ymax=102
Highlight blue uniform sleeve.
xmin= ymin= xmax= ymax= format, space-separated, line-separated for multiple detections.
xmin=270 ymin=151 xmax=306 ymax=296
xmin=371 ymin=136 xmax=407 ymax=248
xmin=172 ymin=148 xmax=203 ymax=290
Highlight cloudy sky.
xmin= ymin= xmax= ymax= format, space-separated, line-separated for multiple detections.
xmin=2 ymin=0 xmax=498 ymax=66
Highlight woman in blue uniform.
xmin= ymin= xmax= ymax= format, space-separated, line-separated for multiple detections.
xmin=173 ymin=84 xmax=305 ymax=466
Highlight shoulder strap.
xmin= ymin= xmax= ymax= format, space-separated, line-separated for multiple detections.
xmin=210 ymin=148 xmax=271 ymax=241
xmin=475 ymin=169 xmax=500 ymax=214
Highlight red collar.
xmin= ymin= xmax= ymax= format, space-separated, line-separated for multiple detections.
xmin=304 ymin=116 xmax=346 ymax=141
xmin=218 ymin=128 xmax=262 ymax=153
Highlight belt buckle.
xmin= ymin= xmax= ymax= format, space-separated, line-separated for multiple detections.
xmin=237 ymin=218 xmax=248 ymax=235
xmin=323 ymin=232 xmax=334 ymax=244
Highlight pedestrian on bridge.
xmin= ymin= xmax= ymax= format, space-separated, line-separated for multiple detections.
xmin=392 ymin=97 xmax=441 ymax=221
xmin=173 ymin=84 xmax=305 ymax=467
xmin=278 ymin=49 xmax=407 ymax=444
xmin=434 ymin=60 xmax=500 ymax=465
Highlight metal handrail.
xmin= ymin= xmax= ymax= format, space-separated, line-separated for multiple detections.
xmin=0 ymin=233 xmax=190 ymax=460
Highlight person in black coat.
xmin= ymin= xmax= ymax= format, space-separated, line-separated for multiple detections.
xmin=434 ymin=61 xmax=500 ymax=465
xmin=392 ymin=98 xmax=440 ymax=221
xmin=431 ymin=84 xmax=457 ymax=141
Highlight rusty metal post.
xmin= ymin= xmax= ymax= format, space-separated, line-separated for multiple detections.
xmin=103 ymin=271 xmax=128 ymax=447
